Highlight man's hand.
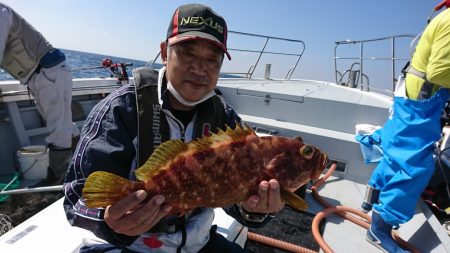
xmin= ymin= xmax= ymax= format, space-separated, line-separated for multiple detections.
xmin=240 ymin=179 xmax=284 ymax=214
xmin=104 ymin=190 xmax=172 ymax=236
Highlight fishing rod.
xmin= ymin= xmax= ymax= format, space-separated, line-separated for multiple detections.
xmin=72 ymin=58 xmax=133 ymax=83
xmin=0 ymin=185 xmax=63 ymax=196
xmin=72 ymin=58 xmax=133 ymax=71
xmin=428 ymin=0 xmax=450 ymax=23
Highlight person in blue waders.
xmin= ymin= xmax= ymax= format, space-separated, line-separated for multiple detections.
xmin=357 ymin=2 xmax=450 ymax=252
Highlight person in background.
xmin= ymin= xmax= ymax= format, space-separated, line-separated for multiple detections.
xmin=0 ymin=2 xmax=80 ymax=185
xmin=64 ymin=3 xmax=284 ymax=253
xmin=361 ymin=4 xmax=450 ymax=253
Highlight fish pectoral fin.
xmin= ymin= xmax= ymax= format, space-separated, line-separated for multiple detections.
xmin=280 ymin=188 xmax=308 ymax=210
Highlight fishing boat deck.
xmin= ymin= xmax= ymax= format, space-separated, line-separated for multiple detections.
xmin=1 ymin=27 xmax=450 ymax=251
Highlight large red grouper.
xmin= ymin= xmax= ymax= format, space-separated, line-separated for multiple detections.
xmin=82 ymin=124 xmax=328 ymax=213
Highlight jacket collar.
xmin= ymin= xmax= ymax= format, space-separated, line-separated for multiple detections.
xmin=157 ymin=66 xmax=167 ymax=106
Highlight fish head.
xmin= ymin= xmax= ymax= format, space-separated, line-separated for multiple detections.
xmin=269 ymin=136 xmax=328 ymax=191
xmin=301 ymin=143 xmax=328 ymax=180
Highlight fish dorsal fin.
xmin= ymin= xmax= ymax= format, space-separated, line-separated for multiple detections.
xmin=135 ymin=139 xmax=188 ymax=181
xmin=189 ymin=123 xmax=255 ymax=150
xmin=294 ymin=136 xmax=304 ymax=143
xmin=135 ymin=124 xmax=254 ymax=180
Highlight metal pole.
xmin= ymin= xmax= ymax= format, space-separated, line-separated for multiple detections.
xmin=359 ymin=42 xmax=365 ymax=91
xmin=391 ymin=37 xmax=396 ymax=91
xmin=249 ymin=38 xmax=269 ymax=79
xmin=0 ymin=185 xmax=63 ymax=196
xmin=334 ymin=43 xmax=339 ymax=84
xmin=264 ymin=64 xmax=271 ymax=79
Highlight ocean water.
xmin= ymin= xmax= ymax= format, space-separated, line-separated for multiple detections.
xmin=0 ymin=49 xmax=151 ymax=81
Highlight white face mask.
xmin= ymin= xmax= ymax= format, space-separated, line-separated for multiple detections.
xmin=164 ymin=48 xmax=216 ymax=107
xmin=166 ymin=80 xmax=215 ymax=107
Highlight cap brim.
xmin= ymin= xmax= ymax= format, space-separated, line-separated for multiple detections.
xmin=168 ymin=31 xmax=231 ymax=60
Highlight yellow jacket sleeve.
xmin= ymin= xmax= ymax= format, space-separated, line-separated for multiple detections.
xmin=406 ymin=8 xmax=450 ymax=99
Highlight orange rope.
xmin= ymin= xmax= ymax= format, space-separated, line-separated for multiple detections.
xmin=312 ymin=205 xmax=369 ymax=253
xmin=310 ymin=163 xmax=420 ymax=253
xmin=247 ymin=231 xmax=318 ymax=253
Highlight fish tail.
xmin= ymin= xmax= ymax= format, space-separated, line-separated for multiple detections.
xmin=280 ymin=188 xmax=308 ymax=210
xmin=83 ymin=171 xmax=141 ymax=208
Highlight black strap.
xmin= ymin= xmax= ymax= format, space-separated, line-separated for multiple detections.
xmin=417 ymin=80 xmax=435 ymax=100
xmin=403 ymin=63 xmax=439 ymax=100
xmin=401 ymin=61 xmax=410 ymax=76
xmin=176 ymin=217 xmax=187 ymax=253
xmin=133 ymin=67 xmax=171 ymax=167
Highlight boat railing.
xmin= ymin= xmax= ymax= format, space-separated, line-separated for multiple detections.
xmin=334 ymin=34 xmax=417 ymax=93
xmin=148 ymin=30 xmax=306 ymax=80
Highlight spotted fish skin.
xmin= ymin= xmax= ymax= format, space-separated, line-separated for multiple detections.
xmin=83 ymin=125 xmax=328 ymax=211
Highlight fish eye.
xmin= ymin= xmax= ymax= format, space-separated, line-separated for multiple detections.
xmin=300 ymin=145 xmax=314 ymax=160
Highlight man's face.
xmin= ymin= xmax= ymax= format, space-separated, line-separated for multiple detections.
xmin=162 ymin=40 xmax=223 ymax=105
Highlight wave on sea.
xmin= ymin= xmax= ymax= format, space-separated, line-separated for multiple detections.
xmin=0 ymin=49 xmax=150 ymax=81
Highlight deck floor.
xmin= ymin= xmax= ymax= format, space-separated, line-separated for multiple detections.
xmin=306 ymin=175 xmax=450 ymax=253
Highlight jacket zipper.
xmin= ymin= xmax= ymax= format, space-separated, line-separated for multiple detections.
xmin=163 ymin=108 xmax=187 ymax=142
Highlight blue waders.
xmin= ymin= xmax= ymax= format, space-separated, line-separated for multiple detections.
xmin=369 ymin=87 xmax=449 ymax=225
xmin=365 ymin=87 xmax=449 ymax=252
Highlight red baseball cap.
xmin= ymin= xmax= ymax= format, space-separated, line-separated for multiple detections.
xmin=166 ymin=4 xmax=231 ymax=60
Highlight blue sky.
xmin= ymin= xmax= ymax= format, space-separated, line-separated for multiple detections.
xmin=2 ymin=0 xmax=441 ymax=90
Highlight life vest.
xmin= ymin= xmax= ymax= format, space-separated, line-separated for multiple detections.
xmin=133 ymin=67 xmax=225 ymax=167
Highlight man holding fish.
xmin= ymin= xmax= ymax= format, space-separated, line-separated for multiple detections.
xmin=62 ymin=4 xmax=327 ymax=253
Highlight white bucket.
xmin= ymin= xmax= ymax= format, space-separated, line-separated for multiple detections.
xmin=16 ymin=145 xmax=49 ymax=181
